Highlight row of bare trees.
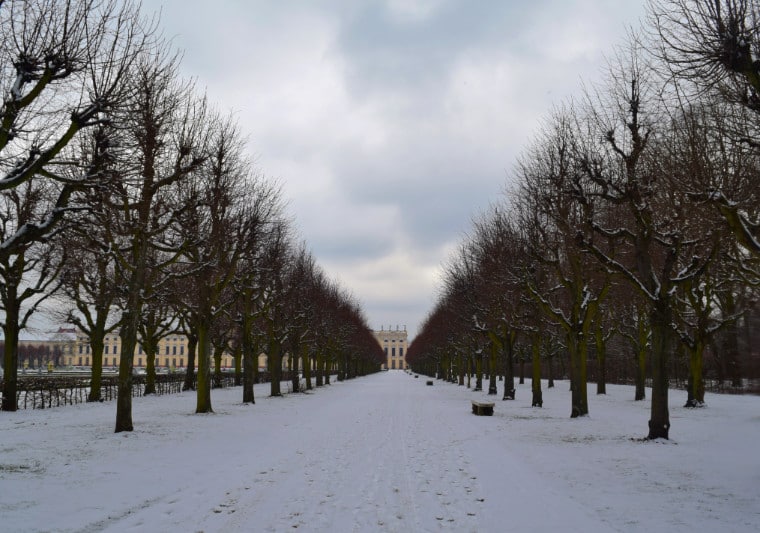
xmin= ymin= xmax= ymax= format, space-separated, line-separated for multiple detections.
xmin=0 ymin=0 xmax=383 ymax=431
xmin=0 ymin=341 xmax=63 ymax=368
xmin=407 ymin=0 xmax=760 ymax=440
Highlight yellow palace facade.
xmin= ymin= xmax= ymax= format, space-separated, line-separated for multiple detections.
xmin=373 ymin=325 xmax=408 ymax=370
xmin=65 ymin=331 xmax=268 ymax=371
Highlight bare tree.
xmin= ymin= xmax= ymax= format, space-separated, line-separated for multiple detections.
xmin=0 ymin=180 xmax=64 ymax=409
xmin=59 ymin=219 xmax=119 ymax=402
xmin=104 ymin=47 xmax=207 ymax=432
xmin=469 ymin=207 xmax=525 ymax=398
xmin=649 ymin=0 xmax=760 ymax=253
xmin=514 ymin=108 xmax=612 ymax=417
xmin=230 ymin=180 xmax=287 ymax=404
xmin=0 ymin=0 xmax=151 ymax=411
xmin=173 ymin=113 xmax=259 ymax=412
xmin=258 ymin=222 xmax=293 ymax=397
xmin=575 ymin=39 xmax=716 ymax=439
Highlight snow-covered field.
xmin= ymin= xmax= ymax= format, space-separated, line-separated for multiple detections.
xmin=1 ymin=371 xmax=758 ymax=532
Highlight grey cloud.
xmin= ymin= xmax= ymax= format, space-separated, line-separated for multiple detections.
xmin=140 ymin=0 xmax=646 ymax=337
xmin=333 ymin=1 xmax=525 ymax=97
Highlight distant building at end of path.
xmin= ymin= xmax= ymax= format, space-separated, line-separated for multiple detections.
xmin=373 ymin=325 xmax=408 ymax=370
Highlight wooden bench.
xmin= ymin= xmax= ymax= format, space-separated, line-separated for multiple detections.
xmin=471 ymin=400 xmax=494 ymax=416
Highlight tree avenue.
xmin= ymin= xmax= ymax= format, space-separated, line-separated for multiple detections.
xmin=0 ymin=0 xmax=384 ymax=427
xmin=1 ymin=0 xmax=151 ymax=411
xmin=407 ymin=0 xmax=759 ymax=440
xmin=2 ymin=0 xmax=759 ymax=444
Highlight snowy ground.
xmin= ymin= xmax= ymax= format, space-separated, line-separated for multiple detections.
xmin=1 ymin=371 xmax=758 ymax=533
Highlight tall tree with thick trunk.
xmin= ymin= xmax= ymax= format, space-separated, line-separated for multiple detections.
xmin=106 ymin=48 xmax=206 ymax=432
xmin=0 ymin=0 xmax=150 ymax=411
xmin=514 ymin=109 xmax=611 ymax=418
xmin=174 ymin=114 xmax=257 ymax=413
xmin=575 ymin=40 xmax=715 ymax=438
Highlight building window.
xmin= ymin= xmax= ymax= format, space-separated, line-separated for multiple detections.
xmin=78 ymin=344 xmax=83 ymax=354
xmin=165 ymin=358 xmax=169 ymax=367
xmin=78 ymin=357 xmax=82 ymax=366
xmin=85 ymin=357 xmax=89 ymax=365
xmin=138 ymin=345 xmax=143 ymax=354
xmin=180 ymin=346 xmax=184 ymax=355
xmin=392 ymin=348 xmax=396 ymax=357
xmin=399 ymin=347 xmax=404 ymax=357
xmin=165 ymin=346 xmax=169 ymax=355
xmin=138 ymin=357 xmax=142 ymax=366
xmin=180 ymin=358 xmax=184 ymax=367
xmin=384 ymin=347 xmax=388 ymax=355
xmin=172 ymin=346 xmax=176 ymax=355
xmin=105 ymin=345 xmax=109 ymax=354
xmin=172 ymin=358 xmax=176 ymax=367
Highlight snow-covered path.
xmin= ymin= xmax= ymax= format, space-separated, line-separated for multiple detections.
xmin=199 ymin=371 xmax=602 ymax=533
xmin=2 ymin=371 xmax=758 ymax=532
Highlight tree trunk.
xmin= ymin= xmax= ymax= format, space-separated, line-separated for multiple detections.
xmin=291 ymin=345 xmax=300 ymax=392
xmin=569 ymin=328 xmax=589 ymax=418
xmin=634 ymin=346 xmax=647 ymax=401
xmin=531 ymin=334 xmax=543 ymax=407
xmin=195 ymin=322 xmax=213 ymax=413
xmin=647 ymin=301 xmax=671 ymax=440
xmin=115 ymin=310 xmax=138 ymax=432
xmin=633 ymin=310 xmax=648 ymax=401
xmin=315 ymin=350 xmax=324 ymax=387
xmin=115 ymin=232 xmax=149 ymax=430
xmin=242 ymin=346 xmax=255 ymax=404
xmin=183 ymin=333 xmax=197 ymax=391
xmin=595 ymin=322 xmax=607 ymax=395
xmin=1 ymin=303 xmax=20 ymax=412
xmin=488 ymin=341 xmax=498 ymax=395
xmin=302 ymin=344 xmax=312 ymax=390
xmin=503 ymin=338 xmax=515 ymax=400
xmin=269 ymin=339 xmax=282 ymax=396
xmin=337 ymin=352 xmax=346 ymax=382
xmin=87 ymin=326 xmax=106 ymax=402
xmin=685 ymin=339 xmax=706 ymax=407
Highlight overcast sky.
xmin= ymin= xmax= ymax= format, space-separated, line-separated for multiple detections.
xmin=141 ymin=0 xmax=647 ymax=339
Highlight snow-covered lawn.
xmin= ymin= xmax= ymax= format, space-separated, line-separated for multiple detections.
xmin=1 ymin=371 xmax=758 ymax=532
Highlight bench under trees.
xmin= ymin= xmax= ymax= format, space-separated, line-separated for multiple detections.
xmin=471 ymin=400 xmax=494 ymax=416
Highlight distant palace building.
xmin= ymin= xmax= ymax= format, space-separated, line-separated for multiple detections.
xmin=373 ymin=325 xmax=408 ymax=370
xmin=9 ymin=328 xmax=259 ymax=371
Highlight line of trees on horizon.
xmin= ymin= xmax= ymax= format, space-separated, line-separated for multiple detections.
xmin=0 ymin=0 xmax=384 ymax=430
xmin=406 ymin=0 xmax=760 ymax=440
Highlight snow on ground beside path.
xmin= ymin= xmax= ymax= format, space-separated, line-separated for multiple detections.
xmin=1 ymin=371 xmax=758 ymax=533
